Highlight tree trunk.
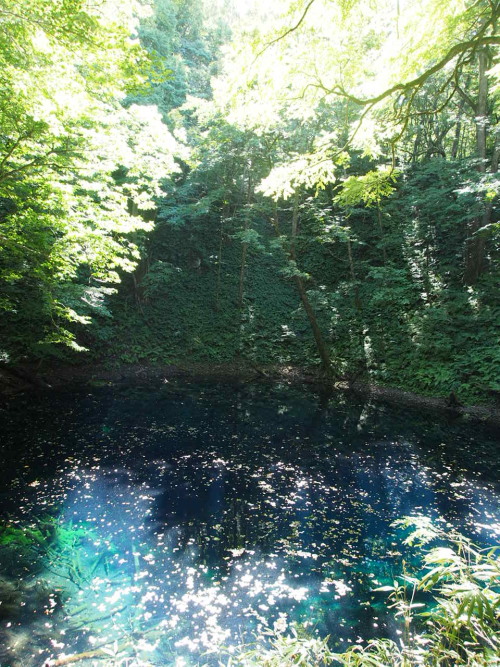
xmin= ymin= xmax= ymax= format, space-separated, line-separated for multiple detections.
xmin=464 ymin=48 xmax=490 ymax=284
xmin=238 ymin=244 xmax=248 ymax=308
xmin=450 ymin=120 xmax=461 ymax=159
xmin=238 ymin=171 xmax=252 ymax=308
xmin=271 ymin=200 xmax=280 ymax=236
xmin=377 ymin=206 xmax=388 ymax=264
xmin=476 ymin=50 xmax=488 ymax=170
xmin=289 ymin=193 xmax=333 ymax=377
xmin=215 ymin=201 xmax=228 ymax=312
xmin=411 ymin=125 xmax=422 ymax=163
xmin=450 ymin=87 xmax=469 ymax=159
xmin=347 ymin=236 xmax=362 ymax=310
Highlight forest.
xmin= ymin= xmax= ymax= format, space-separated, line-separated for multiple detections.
xmin=0 ymin=0 xmax=498 ymax=404
xmin=0 ymin=2 xmax=499 ymax=665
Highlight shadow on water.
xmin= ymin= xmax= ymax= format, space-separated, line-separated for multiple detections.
xmin=0 ymin=379 xmax=499 ymax=665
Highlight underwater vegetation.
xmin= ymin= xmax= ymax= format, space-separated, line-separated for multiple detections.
xmin=0 ymin=381 xmax=499 ymax=665
xmin=232 ymin=518 xmax=500 ymax=666
xmin=1 ymin=515 xmax=499 ymax=666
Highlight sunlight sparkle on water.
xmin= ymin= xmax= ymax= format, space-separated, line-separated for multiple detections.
xmin=1 ymin=382 xmax=499 ymax=665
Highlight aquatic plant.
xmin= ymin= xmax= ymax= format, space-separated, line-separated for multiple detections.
xmin=0 ymin=517 xmax=59 ymax=575
xmin=2 ymin=382 xmax=499 ymax=667
xmin=0 ymin=517 xmax=99 ymax=580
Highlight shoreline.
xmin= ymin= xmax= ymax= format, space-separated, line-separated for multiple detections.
xmin=2 ymin=360 xmax=500 ymax=426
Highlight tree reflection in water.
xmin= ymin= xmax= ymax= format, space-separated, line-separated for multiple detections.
xmin=0 ymin=381 xmax=499 ymax=665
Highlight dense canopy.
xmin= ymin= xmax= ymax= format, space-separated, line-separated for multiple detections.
xmin=0 ymin=2 xmax=499 ymax=664
xmin=0 ymin=0 xmax=498 ymax=400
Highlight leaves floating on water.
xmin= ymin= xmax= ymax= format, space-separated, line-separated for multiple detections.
xmin=0 ymin=381 xmax=499 ymax=665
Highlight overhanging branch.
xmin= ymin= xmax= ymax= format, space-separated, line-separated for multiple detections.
xmin=256 ymin=0 xmax=317 ymax=57
xmin=330 ymin=35 xmax=500 ymax=107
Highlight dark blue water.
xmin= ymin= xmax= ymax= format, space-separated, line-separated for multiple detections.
xmin=0 ymin=380 xmax=499 ymax=665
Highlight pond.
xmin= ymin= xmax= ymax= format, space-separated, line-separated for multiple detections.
xmin=1 ymin=379 xmax=499 ymax=666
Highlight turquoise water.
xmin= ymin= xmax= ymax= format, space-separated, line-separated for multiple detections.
xmin=0 ymin=380 xmax=499 ymax=665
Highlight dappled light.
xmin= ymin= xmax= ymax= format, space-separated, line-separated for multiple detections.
xmin=0 ymin=0 xmax=499 ymax=664
xmin=1 ymin=382 xmax=499 ymax=664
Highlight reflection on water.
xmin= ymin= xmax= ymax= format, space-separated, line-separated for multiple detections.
xmin=0 ymin=380 xmax=499 ymax=665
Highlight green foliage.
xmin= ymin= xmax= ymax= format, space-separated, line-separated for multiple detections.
xmin=0 ymin=516 xmax=93 ymax=578
xmin=336 ymin=169 xmax=399 ymax=208
xmin=0 ymin=0 xmax=181 ymax=362
xmin=227 ymin=520 xmax=500 ymax=667
xmin=106 ymin=211 xmax=316 ymax=366
xmin=228 ymin=624 xmax=336 ymax=666
xmin=337 ymin=519 xmax=500 ymax=666
xmin=131 ymin=0 xmax=229 ymax=119
xmin=105 ymin=141 xmax=498 ymax=402
xmin=0 ymin=0 xmax=498 ymax=406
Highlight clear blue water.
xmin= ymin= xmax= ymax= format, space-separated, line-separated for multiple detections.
xmin=0 ymin=380 xmax=499 ymax=665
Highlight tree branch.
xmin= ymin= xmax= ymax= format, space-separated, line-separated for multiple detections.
xmin=0 ymin=147 xmax=77 ymax=183
xmin=256 ymin=0 xmax=317 ymax=57
xmin=330 ymin=35 xmax=500 ymax=108
xmin=0 ymin=131 xmax=34 ymax=172
xmin=454 ymin=84 xmax=477 ymax=112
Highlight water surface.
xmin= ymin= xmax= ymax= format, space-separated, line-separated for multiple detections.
xmin=1 ymin=380 xmax=499 ymax=665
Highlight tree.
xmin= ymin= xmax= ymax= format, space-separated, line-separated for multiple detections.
xmin=0 ymin=0 xmax=180 ymax=362
xmin=217 ymin=1 xmax=497 ymax=183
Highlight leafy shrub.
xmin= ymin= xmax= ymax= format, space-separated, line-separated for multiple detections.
xmin=227 ymin=518 xmax=500 ymax=666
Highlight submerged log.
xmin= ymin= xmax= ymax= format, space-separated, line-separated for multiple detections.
xmin=46 ymin=647 xmax=108 ymax=666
